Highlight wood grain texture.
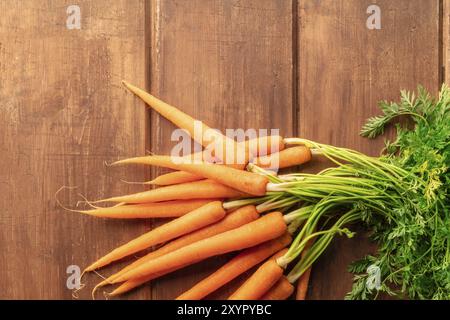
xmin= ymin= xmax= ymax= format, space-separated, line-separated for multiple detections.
xmin=297 ymin=0 xmax=440 ymax=299
xmin=148 ymin=0 xmax=294 ymax=299
xmin=0 ymin=0 xmax=148 ymax=299
xmin=0 ymin=0 xmax=444 ymax=300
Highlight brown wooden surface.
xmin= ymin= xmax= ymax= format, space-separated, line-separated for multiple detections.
xmin=0 ymin=0 xmax=149 ymax=299
xmin=0 ymin=0 xmax=444 ymax=299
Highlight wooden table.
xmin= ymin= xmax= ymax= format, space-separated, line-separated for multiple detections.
xmin=0 ymin=0 xmax=446 ymax=299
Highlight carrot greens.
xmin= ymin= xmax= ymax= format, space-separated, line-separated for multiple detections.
xmin=275 ymin=85 xmax=449 ymax=299
xmin=347 ymin=85 xmax=450 ymax=300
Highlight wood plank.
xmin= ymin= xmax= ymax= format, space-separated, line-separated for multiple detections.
xmin=297 ymin=0 xmax=440 ymax=299
xmin=0 ymin=0 xmax=149 ymax=299
xmin=149 ymin=0 xmax=294 ymax=299
xmin=445 ymin=0 xmax=450 ymax=84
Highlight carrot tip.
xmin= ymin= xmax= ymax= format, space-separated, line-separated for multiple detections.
xmin=122 ymin=80 xmax=130 ymax=88
xmin=104 ymin=160 xmax=113 ymax=167
xmin=72 ymin=270 xmax=86 ymax=299
xmin=119 ymin=178 xmax=149 ymax=185
xmin=76 ymin=193 xmax=102 ymax=209
xmin=54 ymin=185 xmax=78 ymax=209
xmin=91 ymin=279 xmax=107 ymax=300
xmin=71 ymin=283 xmax=85 ymax=299
xmin=93 ymin=270 xmax=107 ymax=280
xmin=55 ymin=187 xmax=99 ymax=215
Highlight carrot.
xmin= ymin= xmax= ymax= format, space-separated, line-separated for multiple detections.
xmin=107 ymin=264 xmax=191 ymax=297
xmin=112 ymin=212 xmax=287 ymax=283
xmin=246 ymin=135 xmax=285 ymax=157
xmin=228 ymin=248 xmax=287 ymax=300
xmin=95 ymin=179 xmax=246 ymax=204
xmin=84 ymin=201 xmax=226 ymax=272
xmin=296 ymin=239 xmax=315 ymax=300
xmin=122 ymin=81 xmax=248 ymax=166
xmin=260 ymin=276 xmax=294 ymax=300
xmin=113 ymin=155 xmax=269 ymax=196
xmin=146 ymin=135 xmax=286 ymax=186
xmin=71 ymin=199 xmax=216 ymax=219
xmin=147 ymin=171 xmax=203 ymax=186
xmin=95 ymin=205 xmax=260 ymax=292
xmin=148 ymin=137 xmax=286 ymax=186
xmin=296 ymin=267 xmax=312 ymax=300
xmin=176 ymin=233 xmax=291 ymax=300
xmin=103 ymin=206 xmax=260 ymax=296
xmin=145 ymin=137 xmax=290 ymax=186
xmin=253 ymin=146 xmax=311 ymax=169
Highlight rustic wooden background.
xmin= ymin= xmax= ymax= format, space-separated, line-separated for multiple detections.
xmin=0 ymin=0 xmax=446 ymax=299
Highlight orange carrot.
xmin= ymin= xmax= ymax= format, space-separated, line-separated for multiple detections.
xmin=245 ymin=135 xmax=285 ymax=157
xmin=296 ymin=239 xmax=315 ymax=300
xmin=84 ymin=201 xmax=226 ymax=272
xmin=146 ymin=135 xmax=286 ymax=186
xmin=260 ymin=276 xmax=294 ymax=300
xmin=72 ymin=199 xmax=216 ymax=218
xmin=107 ymin=263 xmax=192 ymax=297
xmin=147 ymin=171 xmax=203 ymax=186
xmin=253 ymin=146 xmax=311 ymax=169
xmin=228 ymin=249 xmax=287 ymax=300
xmin=113 ymin=155 xmax=269 ymax=196
xmin=102 ymin=207 xmax=260 ymax=296
xmin=296 ymin=267 xmax=312 ymax=300
xmin=177 ymin=233 xmax=291 ymax=300
xmin=96 ymin=205 xmax=260 ymax=291
xmin=112 ymin=212 xmax=287 ymax=283
xmin=95 ymin=180 xmax=246 ymax=204
xmin=122 ymin=81 xmax=248 ymax=166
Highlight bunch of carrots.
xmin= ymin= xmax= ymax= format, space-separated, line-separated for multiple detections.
xmin=65 ymin=81 xmax=345 ymax=300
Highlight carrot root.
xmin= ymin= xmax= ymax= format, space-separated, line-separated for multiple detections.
xmin=100 ymin=205 xmax=260 ymax=291
xmin=148 ymin=171 xmax=203 ymax=186
xmin=113 ymin=212 xmax=287 ymax=283
xmin=260 ymin=276 xmax=294 ymax=300
xmin=112 ymin=155 xmax=268 ymax=196
xmin=228 ymin=259 xmax=284 ymax=300
xmin=296 ymin=238 xmax=315 ymax=300
xmin=176 ymin=233 xmax=291 ymax=300
xmin=72 ymin=199 xmax=216 ymax=219
xmin=93 ymin=180 xmax=246 ymax=204
xmin=122 ymin=81 xmax=248 ymax=165
xmin=84 ymin=201 xmax=226 ymax=272
xmin=253 ymin=146 xmax=312 ymax=170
